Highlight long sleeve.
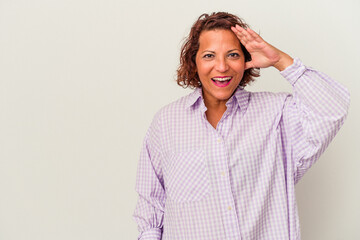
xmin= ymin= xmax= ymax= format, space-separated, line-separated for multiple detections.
xmin=281 ymin=58 xmax=350 ymax=184
xmin=133 ymin=113 xmax=165 ymax=240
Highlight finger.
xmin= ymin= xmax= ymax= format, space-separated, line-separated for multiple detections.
xmin=246 ymin=28 xmax=263 ymax=43
xmin=236 ymin=25 xmax=255 ymax=42
xmin=245 ymin=61 xmax=253 ymax=70
xmin=235 ymin=24 xmax=246 ymax=32
xmin=231 ymin=26 xmax=242 ymax=38
xmin=238 ymin=35 xmax=249 ymax=46
xmin=236 ymin=28 xmax=254 ymax=45
xmin=235 ymin=25 xmax=249 ymax=39
xmin=232 ymin=25 xmax=245 ymax=38
xmin=231 ymin=26 xmax=248 ymax=45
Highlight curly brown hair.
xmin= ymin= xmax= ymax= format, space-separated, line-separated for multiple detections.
xmin=177 ymin=12 xmax=260 ymax=89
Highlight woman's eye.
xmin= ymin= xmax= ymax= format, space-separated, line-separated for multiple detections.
xmin=203 ymin=54 xmax=214 ymax=58
xmin=228 ymin=53 xmax=240 ymax=58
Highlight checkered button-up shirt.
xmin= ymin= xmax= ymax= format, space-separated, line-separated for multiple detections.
xmin=133 ymin=58 xmax=350 ymax=240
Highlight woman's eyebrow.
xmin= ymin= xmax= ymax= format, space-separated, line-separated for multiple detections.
xmin=200 ymin=49 xmax=240 ymax=54
xmin=200 ymin=50 xmax=215 ymax=54
xmin=227 ymin=48 xmax=241 ymax=53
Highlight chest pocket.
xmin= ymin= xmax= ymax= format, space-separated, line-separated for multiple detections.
xmin=166 ymin=150 xmax=210 ymax=203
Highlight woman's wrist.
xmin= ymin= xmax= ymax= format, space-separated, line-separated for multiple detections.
xmin=273 ymin=52 xmax=294 ymax=71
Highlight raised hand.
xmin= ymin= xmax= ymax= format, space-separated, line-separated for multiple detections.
xmin=231 ymin=25 xmax=293 ymax=71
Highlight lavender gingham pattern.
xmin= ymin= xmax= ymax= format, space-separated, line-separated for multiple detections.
xmin=133 ymin=58 xmax=350 ymax=240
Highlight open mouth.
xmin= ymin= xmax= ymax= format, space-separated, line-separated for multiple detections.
xmin=211 ymin=76 xmax=232 ymax=87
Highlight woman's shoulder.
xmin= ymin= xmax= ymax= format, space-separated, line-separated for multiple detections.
xmin=151 ymin=90 xmax=198 ymax=123
xmin=248 ymin=90 xmax=291 ymax=111
xmin=158 ymin=90 xmax=200 ymax=114
xmin=250 ymin=90 xmax=290 ymax=100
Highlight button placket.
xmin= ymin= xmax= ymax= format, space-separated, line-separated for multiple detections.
xmin=212 ymin=129 xmax=242 ymax=239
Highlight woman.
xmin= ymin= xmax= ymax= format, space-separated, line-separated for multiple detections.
xmin=133 ymin=12 xmax=349 ymax=240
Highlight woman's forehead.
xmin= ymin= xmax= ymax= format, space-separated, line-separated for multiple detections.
xmin=198 ymin=29 xmax=241 ymax=50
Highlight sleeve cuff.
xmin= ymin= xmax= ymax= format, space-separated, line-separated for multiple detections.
xmin=138 ymin=228 xmax=162 ymax=240
xmin=280 ymin=58 xmax=307 ymax=86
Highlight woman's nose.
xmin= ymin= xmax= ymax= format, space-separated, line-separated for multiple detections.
xmin=215 ymin=57 xmax=229 ymax=72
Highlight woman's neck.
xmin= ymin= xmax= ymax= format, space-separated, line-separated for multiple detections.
xmin=203 ymin=97 xmax=228 ymax=129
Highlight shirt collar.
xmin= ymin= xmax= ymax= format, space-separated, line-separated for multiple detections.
xmin=233 ymin=87 xmax=250 ymax=113
xmin=186 ymin=87 xmax=250 ymax=112
xmin=185 ymin=87 xmax=203 ymax=109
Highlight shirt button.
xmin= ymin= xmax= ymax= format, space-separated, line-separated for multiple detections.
xmin=228 ymin=206 xmax=232 ymax=211
xmin=217 ymin=138 xmax=222 ymax=143
xmin=221 ymin=171 xmax=225 ymax=176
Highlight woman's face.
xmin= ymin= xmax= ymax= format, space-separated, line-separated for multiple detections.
xmin=195 ymin=29 xmax=245 ymax=106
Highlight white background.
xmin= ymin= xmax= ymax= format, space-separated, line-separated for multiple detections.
xmin=0 ymin=0 xmax=359 ymax=239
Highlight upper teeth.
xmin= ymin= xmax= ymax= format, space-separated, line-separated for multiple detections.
xmin=212 ymin=77 xmax=232 ymax=81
